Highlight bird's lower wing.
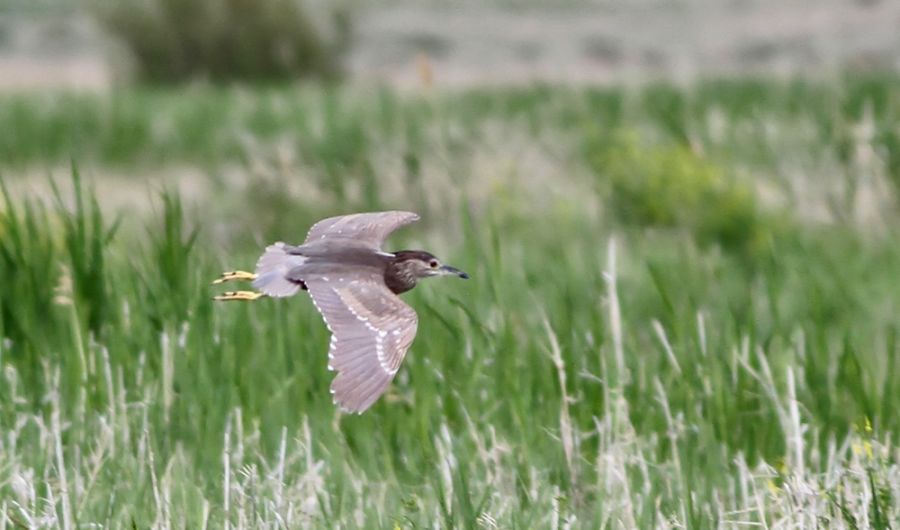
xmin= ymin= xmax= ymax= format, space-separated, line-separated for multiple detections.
xmin=305 ymin=276 xmax=418 ymax=413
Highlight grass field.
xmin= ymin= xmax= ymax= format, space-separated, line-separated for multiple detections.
xmin=1 ymin=76 xmax=900 ymax=528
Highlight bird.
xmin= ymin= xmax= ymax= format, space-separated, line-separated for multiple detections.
xmin=212 ymin=211 xmax=469 ymax=413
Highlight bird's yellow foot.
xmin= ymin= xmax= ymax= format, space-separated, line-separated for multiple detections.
xmin=212 ymin=270 xmax=258 ymax=285
xmin=213 ymin=290 xmax=266 ymax=301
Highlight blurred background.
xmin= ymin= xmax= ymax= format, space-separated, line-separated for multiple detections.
xmin=2 ymin=0 xmax=900 ymax=527
xmin=3 ymin=0 xmax=900 ymax=90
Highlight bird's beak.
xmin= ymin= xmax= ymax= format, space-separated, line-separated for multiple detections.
xmin=440 ymin=264 xmax=469 ymax=279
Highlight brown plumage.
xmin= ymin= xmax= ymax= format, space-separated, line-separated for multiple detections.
xmin=213 ymin=211 xmax=468 ymax=413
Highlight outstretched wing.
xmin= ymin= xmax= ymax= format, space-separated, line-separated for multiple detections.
xmin=305 ymin=274 xmax=418 ymax=413
xmin=303 ymin=211 xmax=420 ymax=249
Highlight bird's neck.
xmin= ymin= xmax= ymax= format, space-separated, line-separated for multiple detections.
xmin=384 ymin=260 xmax=418 ymax=294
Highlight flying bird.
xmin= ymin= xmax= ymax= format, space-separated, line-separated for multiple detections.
xmin=212 ymin=211 xmax=469 ymax=413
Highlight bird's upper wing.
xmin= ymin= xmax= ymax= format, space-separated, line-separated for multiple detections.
xmin=304 ymin=273 xmax=418 ymax=413
xmin=303 ymin=211 xmax=420 ymax=250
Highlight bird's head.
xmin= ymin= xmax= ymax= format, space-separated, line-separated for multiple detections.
xmin=392 ymin=250 xmax=470 ymax=280
xmin=385 ymin=250 xmax=468 ymax=294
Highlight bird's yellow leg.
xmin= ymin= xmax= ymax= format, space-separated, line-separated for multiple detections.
xmin=212 ymin=270 xmax=258 ymax=285
xmin=213 ymin=290 xmax=266 ymax=302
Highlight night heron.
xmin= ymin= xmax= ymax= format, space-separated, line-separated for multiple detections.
xmin=212 ymin=211 xmax=469 ymax=413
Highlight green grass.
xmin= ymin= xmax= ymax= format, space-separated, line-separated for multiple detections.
xmin=2 ymin=75 xmax=899 ymax=167
xmin=1 ymin=77 xmax=900 ymax=527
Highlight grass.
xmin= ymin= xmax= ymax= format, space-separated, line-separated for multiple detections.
xmin=1 ymin=75 xmax=900 ymax=527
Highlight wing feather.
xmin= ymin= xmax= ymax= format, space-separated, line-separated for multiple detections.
xmin=305 ymin=275 xmax=418 ymax=413
xmin=303 ymin=211 xmax=420 ymax=249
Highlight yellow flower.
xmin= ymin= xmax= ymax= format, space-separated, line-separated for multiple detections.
xmin=851 ymin=440 xmax=874 ymax=459
xmin=776 ymin=459 xmax=788 ymax=475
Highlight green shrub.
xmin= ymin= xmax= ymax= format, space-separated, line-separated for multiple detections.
xmin=94 ymin=0 xmax=350 ymax=83
xmin=585 ymin=129 xmax=780 ymax=256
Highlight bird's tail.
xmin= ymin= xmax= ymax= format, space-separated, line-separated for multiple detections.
xmin=252 ymin=242 xmax=306 ymax=297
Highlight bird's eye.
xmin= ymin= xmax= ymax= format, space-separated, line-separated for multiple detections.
xmin=429 ymin=260 xmax=439 ymax=268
